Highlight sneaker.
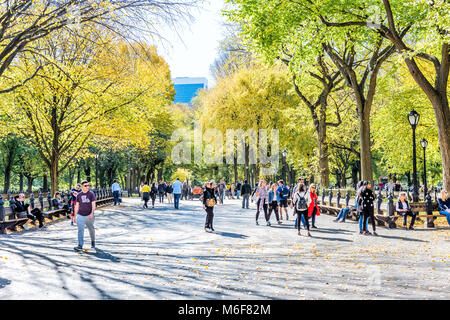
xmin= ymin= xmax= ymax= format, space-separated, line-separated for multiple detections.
xmin=74 ymin=245 xmax=83 ymax=252
xmin=71 ymin=221 xmax=74 ymax=226
xmin=286 ymin=215 xmax=289 ymax=221
xmin=205 ymin=227 xmax=211 ymax=233
xmin=365 ymin=231 xmax=372 ymax=236
xmin=359 ymin=231 xmax=364 ymax=235
xmin=298 ymin=230 xmax=301 ymax=236
xmin=408 ymin=226 xmax=414 ymax=230
xmin=307 ymin=231 xmax=311 ymax=237
xmin=211 ymin=228 xmax=215 ymax=232
xmin=312 ymin=225 xmax=318 ymax=229
xmin=267 ymin=222 xmax=271 ymax=226
xmin=373 ymin=232 xmax=378 ymax=236
xmin=256 ymin=221 xmax=259 ymax=226
xmin=277 ymin=220 xmax=282 ymax=224
xmin=333 ymin=219 xmax=339 ymax=222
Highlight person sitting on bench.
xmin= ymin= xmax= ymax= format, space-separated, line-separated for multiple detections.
xmin=396 ymin=192 xmax=416 ymax=230
xmin=334 ymin=202 xmax=358 ymax=223
xmin=52 ymin=192 xmax=69 ymax=211
xmin=14 ymin=194 xmax=45 ymax=230
xmin=437 ymin=190 xmax=450 ymax=226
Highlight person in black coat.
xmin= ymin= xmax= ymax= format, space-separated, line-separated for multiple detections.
xmin=203 ymin=181 xmax=217 ymax=232
xmin=150 ymin=183 xmax=158 ymax=208
xmin=240 ymin=180 xmax=252 ymax=209
xmin=14 ymin=194 xmax=45 ymax=229
xmin=359 ymin=181 xmax=377 ymax=236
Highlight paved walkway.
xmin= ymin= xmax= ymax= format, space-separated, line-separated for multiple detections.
xmin=0 ymin=197 xmax=448 ymax=299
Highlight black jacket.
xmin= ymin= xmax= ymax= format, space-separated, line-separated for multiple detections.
xmin=203 ymin=187 xmax=217 ymax=206
xmin=360 ymin=188 xmax=375 ymax=215
xmin=14 ymin=201 xmax=29 ymax=213
xmin=241 ymin=183 xmax=252 ymax=195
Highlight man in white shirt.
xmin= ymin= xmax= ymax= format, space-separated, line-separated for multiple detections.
xmin=172 ymin=178 xmax=183 ymax=210
xmin=111 ymin=180 xmax=121 ymax=206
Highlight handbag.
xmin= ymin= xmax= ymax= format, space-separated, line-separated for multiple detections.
xmin=206 ymin=198 xmax=216 ymax=207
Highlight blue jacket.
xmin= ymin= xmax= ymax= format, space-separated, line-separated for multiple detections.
xmin=268 ymin=190 xmax=276 ymax=203
xmin=438 ymin=198 xmax=450 ymax=211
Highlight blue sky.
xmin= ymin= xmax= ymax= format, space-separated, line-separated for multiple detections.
xmin=155 ymin=0 xmax=226 ymax=87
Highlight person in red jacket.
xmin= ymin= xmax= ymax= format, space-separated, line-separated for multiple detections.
xmin=306 ymin=184 xmax=320 ymax=228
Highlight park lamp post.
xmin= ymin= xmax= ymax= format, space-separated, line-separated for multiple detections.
xmin=420 ymin=138 xmax=428 ymax=200
xmin=282 ymin=150 xmax=287 ymax=184
xmin=408 ymin=110 xmax=420 ymax=202
xmin=94 ymin=154 xmax=99 ymax=190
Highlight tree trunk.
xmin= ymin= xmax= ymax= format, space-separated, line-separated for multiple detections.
xmin=359 ymin=108 xmax=373 ymax=184
xmin=317 ymin=120 xmax=330 ymax=188
xmin=245 ymin=143 xmax=250 ymax=183
xmin=26 ymin=176 xmax=34 ymax=193
xmin=50 ymin=160 xmax=59 ymax=195
xmin=233 ymin=153 xmax=238 ymax=183
xmin=430 ymin=98 xmax=450 ymax=192
xmin=43 ymin=172 xmax=48 ymax=192
xmin=19 ymin=173 xmax=23 ymax=192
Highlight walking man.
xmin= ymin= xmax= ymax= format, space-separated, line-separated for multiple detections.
xmin=111 ymin=179 xmax=121 ymax=206
xmin=241 ymin=180 xmax=251 ymax=209
xmin=172 ymin=178 xmax=183 ymax=210
xmin=74 ymin=181 xmax=97 ymax=252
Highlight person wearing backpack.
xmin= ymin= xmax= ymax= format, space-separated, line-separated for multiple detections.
xmin=150 ymin=183 xmax=158 ymax=209
xmin=276 ymin=180 xmax=290 ymax=220
xmin=292 ymin=183 xmax=311 ymax=236
xmin=141 ymin=182 xmax=151 ymax=208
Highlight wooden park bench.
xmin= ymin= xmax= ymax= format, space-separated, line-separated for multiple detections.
xmin=375 ymin=201 xmax=445 ymax=229
xmin=0 ymin=188 xmax=114 ymax=234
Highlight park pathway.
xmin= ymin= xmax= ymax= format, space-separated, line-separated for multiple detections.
xmin=0 ymin=197 xmax=449 ymax=299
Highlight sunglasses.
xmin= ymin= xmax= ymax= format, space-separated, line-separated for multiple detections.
xmin=82 ymin=184 xmax=91 ymax=187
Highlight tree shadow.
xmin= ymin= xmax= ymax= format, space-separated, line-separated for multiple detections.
xmin=0 ymin=278 xmax=11 ymax=289
xmin=375 ymin=234 xmax=427 ymax=242
xmin=305 ymin=235 xmax=353 ymax=242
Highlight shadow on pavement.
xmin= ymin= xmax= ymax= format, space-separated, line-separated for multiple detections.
xmin=0 ymin=278 xmax=11 ymax=289
xmin=213 ymin=231 xmax=248 ymax=239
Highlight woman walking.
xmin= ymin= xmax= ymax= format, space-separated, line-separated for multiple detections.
xmin=306 ymin=184 xmax=320 ymax=228
xmin=150 ymin=183 xmax=158 ymax=209
xmin=255 ymin=179 xmax=268 ymax=226
xmin=141 ymin=182 xmax=151 ymax=208
xmin=166 ymin=182 xmax=174 ymax=204
xmin=292 ymin=183 xmax=311 ymax=236
xmin=360 ymin=181 xmax=377 ymax=236
xmin=203 ymin=181 xmax=217 ymax=232
xmin=267 ymin=183 xmax=282 ymax=225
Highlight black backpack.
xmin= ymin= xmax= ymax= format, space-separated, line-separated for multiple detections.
xmin=280 ymin=186 xmax=290 ymax=199
xmin=295 ymin=192 xmax=308 ymax=210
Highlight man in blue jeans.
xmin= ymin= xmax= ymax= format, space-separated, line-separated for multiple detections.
xmin=74 ymin=181 xmax=97 ymax=252
xmin=172 ymin=178 xmax=183 ymax=210
xmin=111 ymin=179 xmax=121 ymax=206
